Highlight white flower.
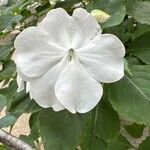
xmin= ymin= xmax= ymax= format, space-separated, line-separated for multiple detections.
xmin=0 ymin=0 xmax=8 ymax=6
xmin=14 ymin=8 xmax=125 ymax=114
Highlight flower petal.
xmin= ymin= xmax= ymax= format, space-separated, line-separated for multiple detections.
xmin=55 ymin=59 xmax=103 ymax=114
xmin=17 ymin=75 xmax=24 ymax=92
xmin=14 ymin=26 xmax=66 ymax=78
xmin=72 ymin=8 xmax=101 ymax=49
xmin=28 ymin=57 xmax=68 ymax=110
xmin=38 ymin=8 xmax=101 ymax=49
xmin=77 ymin=34 xmax=125 ymax=83
xmin=38 ymin=8 xmax=73 ymax=48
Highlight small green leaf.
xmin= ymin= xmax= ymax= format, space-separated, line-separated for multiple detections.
xmin=0 ymin=14 xmax=22 ymax=31
xmin=125 ymin=123 xmax=144 ymax=138
xmin=0 ymin=60 xmax=16 ymax=80
xmin=39 ymin=109 xmax=82 ymax=150
xmin=29 ymin=112 xmax=40 ymax=140
xmin=0 ymin=45 xmax=12 ymax=61
xmin=0 ymin=114 xmax=17 ymax=128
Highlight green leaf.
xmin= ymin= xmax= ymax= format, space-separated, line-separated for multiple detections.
xmin=0 ymin=81 xmax=42 ymax=115
xmin=105 ymin=19 xmax=134 ymax=43
xmin=107 ymin=65 xmax=150 ymax=125
xmin=29 ymin=112 xmax=40 ymax=140
xmin=39 ymin=109 xmax=82 ymax=150
xmin=81 ymin=101 xmax=120 ymax=150
xmin=90 ymin=138 xmax=107 ymax=150
xmin=127 ymin=56 xmax=144 ymax=66
xmin=0 ymin=45 xmax=12 ymax=61
xmin=95 ymin=102 xmax=120 ymax=141
xmin=138 ymin=137 xmax=150 ymax=150
xmin=0 ymin=13 xmax=22 ymax=31
xmin=133 ymin=23 xmax=150 ymax=40
xmin=0 ymin=114 xmax=17 ymax=128
xmin=126 ymin=1 xmax=150 ymax=25
xmin=0 ymin=94 xmax=6 ymax=111
xmin=129 ymin=32 xmax=150 ymax=64
xmin=87 ymin=0 xmax=126 ymax=28
xmin=132 ymin=49 xmax=150 ymax=65
xmin=107 ymin=135 xmax=132 ymax=150
xmin=0 ymin=144 xmax=7 ymax=150
xmin=19 ymin=135 xmax=35 ymax=147
xmin=125 ymin=123 xmax=144 ymax=138
xmin=80 ymin=109 xmax=96 ymax=150
xmin=0 ymin=60 xmax=16 ymax=80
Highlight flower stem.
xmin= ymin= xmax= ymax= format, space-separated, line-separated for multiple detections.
xmin=0 ymin=129 xmax=35 ymax=150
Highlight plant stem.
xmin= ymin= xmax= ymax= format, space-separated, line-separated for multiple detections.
xmin=0 ymin=129 xmax=35 ymax=150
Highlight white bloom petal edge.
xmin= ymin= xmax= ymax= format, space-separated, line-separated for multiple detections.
xmin=77 ymin=34 xmax=125 ymax=83
xmin=55 ymin=59 xmax=103 ymax=114
xmin=14 ymin=26 xmax=66 ymax=78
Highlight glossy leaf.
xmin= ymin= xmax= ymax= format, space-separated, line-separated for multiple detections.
xmin=108 ymin=65 xmax=150 ymax=125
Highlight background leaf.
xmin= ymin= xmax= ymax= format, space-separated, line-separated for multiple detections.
xmin=39 ymin=109 xmax=83 ymax=150
xmin=138 ymin=137 xmax=150 ymax=150
xmin=107 ymin=65 xmax=150 ymax=125
xmin=125 ymin=123 xmax=144 ymax=139
xmin=0 ymin=114 xmax=17 ymax=128
xmin=126 ymin=1 xmax=150 ymax=25
xmin=95 ymin=102 xmax=120 ymax=141
xmin=87 ymin=0 xmax=126 ymax=28
xmin=129 ymin=32 xmax=150 ymax=64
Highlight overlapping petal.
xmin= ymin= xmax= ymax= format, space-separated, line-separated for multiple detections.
xmin=72 ymin=8 xmax=101 ymax=49
xmin=14 ymin=27 xmax=66 ymax=78
xmin=17 ymin=75 xmax=24 ymax=92
xmin=55 ymin=58 xmax=103 ymax=113
xmin=28 ymin=57 xmax=68 ymax=111
xmin=38 ymin=8 xmax=73 ymax=48
xmin=77 ymin=34 xmax=125 ymax=83
xmin=38 ymin=8 xmax=101 ymax=49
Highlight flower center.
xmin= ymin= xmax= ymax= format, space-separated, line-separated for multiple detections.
xmin=69 ymin=49 xmax=75 ymax=61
